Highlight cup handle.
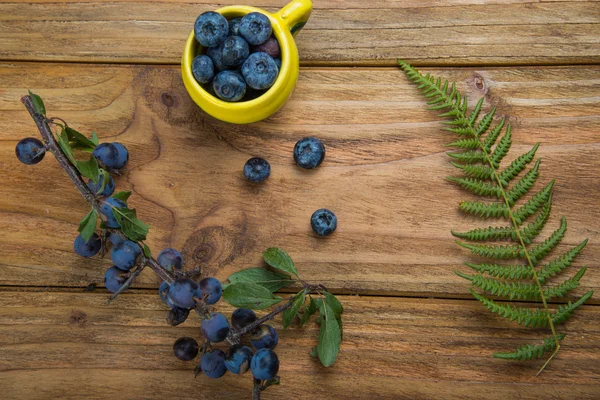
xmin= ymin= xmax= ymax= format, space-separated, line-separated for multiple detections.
xmin=275 ymin=0 xmax=312 ymax=37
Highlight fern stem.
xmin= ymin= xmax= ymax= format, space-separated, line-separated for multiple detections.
xmin=398 ymin=60 xmax=561 ymax=373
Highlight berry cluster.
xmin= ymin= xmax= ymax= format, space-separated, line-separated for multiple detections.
xmin=192 ymin=11 xmax=281 ymax=102
xmin=243 ymin=136 xmax=337 ymax=236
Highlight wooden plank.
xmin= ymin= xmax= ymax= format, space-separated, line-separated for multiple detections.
xmin=0 ymin=291 xmax=598 ymax=399
xmin=0 ymin=1 xmax=598 ymax=65
xmin=0 ymin=63 xmax=598 ymax=300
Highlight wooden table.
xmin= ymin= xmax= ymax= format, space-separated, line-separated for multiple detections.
xmin=1 ymin=1 xmax=599 ymax=398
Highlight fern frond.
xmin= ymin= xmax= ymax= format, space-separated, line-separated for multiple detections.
xmin=538 ymin=239 xmax=588 ymax=283
xmin=482 ymin=118 xmax=505 ymax=152
xmin=444 ymin=126 xmax=474 ymax=136
xmin=476 ymin=108 xmax=496 ymax=137
xmin=459 ymin=272 xmax=539 ymax=300
xmin=470 ymin=289 xmax=548 ymax=327
xmin=457 ymin=241 xmax=523 ymax=259
xmin=458 ymin=201 xmax=509 ymax=219
xmin=447 ymin=150 xmax=487 ymax=164
xmin=513 ymin=180 xmax=555 ymax=225
xmin=467 ymin=98 xmax=484 ymax=126
xmin=529 ymin=217 xmax=567 ymax=263
xmin=520 ymin=196 xmax=552 ymax=244
xmin=489 ymin=127 xmax=512 ymax=168
xmin=451 ymin=163 xmax=495 ymax=180
xmin=493 ymin=334 xmax=565 ymax=360
xmin=466 ymin=262 xmax=533 ymax=280
xmin=447 ymin=177 xmax=503 ymax=198
xmin=446 ymin=138 xmax=481 ymax=149
xmin=498 ymin=143 xmax=540 ymax=186
xmin=452 ymin=225 xmax=514 ymax=241
xmin=506 ymin=159 xmax=541 ymax=205
xmin=544 ymin=267 xmax=587 ymax=300
xmin=552 ymin=291 xmax=594 ymax=325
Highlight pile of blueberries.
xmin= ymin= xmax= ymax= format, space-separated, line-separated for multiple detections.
xmin=243 ymin=136 xmax=338 ymax=237
xmin=192 ymin=11 xmax=281 ymax=102
xmin=157 ymin=260 xmax=280 ymax=381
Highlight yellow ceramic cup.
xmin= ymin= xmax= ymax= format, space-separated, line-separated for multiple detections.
xmin=181 ymin=0 xmax=312 ymax=124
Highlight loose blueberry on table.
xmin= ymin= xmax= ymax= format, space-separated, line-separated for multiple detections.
xmin=293 ymin=137 xmax=326 ymax=169
xmin=244 ymin=157 xmax=271 ymax=183
xmin=311 ymin=208 xmax=338 ymax=236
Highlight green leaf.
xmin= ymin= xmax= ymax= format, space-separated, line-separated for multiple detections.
xmin=283 ymin=289 xmax=307 ymax=328
xmin=112 ymin=191 xmax=132 ymax=202
xmin=76 ymin=156 xmax=100 ymax=182
xmin=299 ymin=296 xmax=318 ymax=326
xmin=227 ymin=267 xmax=293 ymax=293
xmin=112 ymin=207 xmax=149 ymax=242
xmin=78 ymin=209 xmax=98 ymax=242
xmin=28 ymin=90 xmax=46 ymax=115
xmin=494 ymin=334 xmax=565 ymax=361
xmin=262 ymin=247 xmax=299 ymax=277
xmin=222 ymin=282 xmax=283 ymax=310
xmin=324 ymin=291 xmax=343 ymax=317
xmin=317 ymin=299 xmax=341 ymax=367
xmin=91 ymin=132 xmax=99 ymax=146
xmin=57 ymin=128 xmax=77 ymax=165
xmin=142 ymin=243 xmax=152 ymax=258
xmin=96 ymin=169 xmax=110 ymax=195
xmin=65 ymin=126 xmax=97 ymax=151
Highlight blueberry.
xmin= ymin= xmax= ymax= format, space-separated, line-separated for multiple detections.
xmin=104 ymin=266 xmax=128 ymax=293
xmin=311 ymin=208 xmax=337 ymax=236
xmin=221 ymin=36 xmax=249 ymax=68
xmin=251 ymin=348 xmax=279 ymax=380
xmin=241 ymin=52 xmax=278 ymax=90
xmin=107 ymin=232 xmax=124 ymax=246
xmin=112 ymin=143 xmax=129 ymax=169
xmin=173 ymin=337 xmax=199 ymax=361
xmin=225 ymin=344 xmax=253 ymax=374
xmin=273 ymin=58 xmax=282 ymax=69
xmin=231 ymin=308 xmax=257 ymax=331
xmin=166 ymin=278 xmax=198 ymax=309
xmin=293 ymin=137 xmax=325 ymax=169
xmin=87 ymin=174 xmax=115 ymax=197
xmin=100 ymin=197 xmax=127 ymax=228
xmin=200 ymin=349 xmax=227 ymax=379
xmin=198 ymin=277 xmax=222 ymax=305
xmin=239 ymin=12 xmax=272 ymax=45
xmin=167 ymin=306 xmax=190 ymax=326
xmin=93 ymin=143 xmax=127 ymax=170
xmin=250 ymin=325 xmax=278 ymax=350
xmin=194 ymin=11 xmax=229 ymax=47
xmin=157 ymin=248 xmax=183 ymax=272
xmin=16 ymin=137 xmax=45 ymax=165
xmin=192 ymin=55 xmax=214 ymax=84
xmin=213 ymin=71 xmax=246 ymax=102
xmin=229 ymin=17 xmax=242 ymax=36
xmin=111 ymin=240 xmax=141 ymax=271
xmin=244 ymin=157 xmax=271 ymax=183
xmin=73 ymin=233 xmax=102 ymax=258
xmin=206 ymin=45 xmax=226 ymax=71
xmin=158 ymin=281 xmax=170 ymax=305
xmin=251 ymin=36 xmax=280 ymax=59
xmin=201 ymin=312 xmax=230 ymax=342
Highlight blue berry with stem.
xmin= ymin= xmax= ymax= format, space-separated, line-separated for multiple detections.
xmin=239 ymin=12 xmax=272 ymax=45
xmin=173 ymin=337 xmax=199 ymax=361
xmin=73 ymin=232 xmax=102 ymax=258
xmin=87 ymin=174 xmax=115 ymax=197
xmin=293 ymin=137 xmax=325 ymax=169
xmin=221 ymin=36 xmax=249 ymax=68
xmin=198 ymin=277 xmax=223 ymax=305
xmin=251 ymin=324 xmax=278 ymax=350
xmin=251 ymin=348 xmax=279 ymax=380
xmin=93 ymin=143 xmax=127 ymax=170
xmin=16 ymin=137 xmax=45 ymax=165
xmin=167 ymin=306 xmax=189 ymax=326
xmin=225 ymin=344 xmax=253 ymax=374
xmin=201 ymin=312 xmax=230 ymax=342
xmin=311 ymin=208 xmax=337 ymax=236
xmin=100 ymin=197 xmax=126 ymax=228
xmin=192 ymin=55 xmax=214 ymax=84
xmin=244 ymin=157 xmax=270 ymax=183
xmin=111 ymin=240 xmax=141 ymax=271
xmin=104 ymin=266 xmax=128 ymax=293
xmin=241 ymin=52 xmax=278 ymax=90
xmin=229 ymin=17 xmax=242 ymax=36
xmin=112 ymin=142 xmax=129 ymax=169
xmin=166 ymin=278 xmax=198 ymax=309
xmin=213 ymin=71 xmax=246 ymax=102
xmin=157 ymin=248 xmax=183 ymax=272
xmin=201 ymin=349 xmax=227 ymax=378
xmin=231 ymin=308 xmax=257 ymax=330
xmin=194 ymin=12 xmax=228 ymax=47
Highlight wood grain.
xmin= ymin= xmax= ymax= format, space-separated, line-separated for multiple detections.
xmin=0 ymin=0 xmax=598 ymax=65
xmin=0 ymin=62 xmax=598 ymax=301
xmin=0 ymin=291 xmax=599 ymax=399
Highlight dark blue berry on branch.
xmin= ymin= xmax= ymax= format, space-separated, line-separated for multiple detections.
xmin=73 ymin=233 xmax=102 ymax=258
xmin=225 ymin=344 xmax=253 ymax=374
xmin=231 ymin=308 xmax=257 ymax=331
xmin=200 ymin=349 xmax=227 ymax=378
xmin=173 ymin=337 xmax=199 ymax=361
xmin=198 ymin=277 xmax=223 ymax=305
xmin=201 ymin=312 xmax=230 ymax=342
xmin=250 ymin=324 xmax=278 ymax=350
xmin=251 ymin=348 xmax=279 ymax=380
xmin=16 ymin=137 xmax=45 ymax=165
xmin=157 ymin=248 xmax=183 ymax=272
xmin=111 ymin=240 xmax=142 ymax=271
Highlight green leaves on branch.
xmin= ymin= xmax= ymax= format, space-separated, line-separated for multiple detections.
xmin=28 ymin=90 xmax=46 ymax=116
xmin=226 ymin=267 xmax=293 ymax=293
xmin=263 ymin=247 xmax=299 ymax=277
xmin=111 ymin=206 xmax=149 ymax=242
xmin=222 ymin=282 xmax=283 ymax=310
xmin=78 ymin=209 xmax=98 ymax=242
xmin=317 ymin=291 xmax=342 ymax=367
xmin=283 ymin=289 xmax=307 ymax=328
